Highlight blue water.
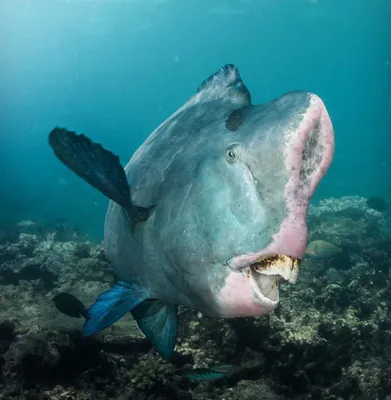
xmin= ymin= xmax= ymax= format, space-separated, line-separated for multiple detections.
xmin=1 ymin=0 xmax=390 ymax=240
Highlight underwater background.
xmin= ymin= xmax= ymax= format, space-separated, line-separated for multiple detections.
xmin=1 ymin=0 xmax=390 ymax=240
xmin=1 ymin=1 xmax=391 ymax=399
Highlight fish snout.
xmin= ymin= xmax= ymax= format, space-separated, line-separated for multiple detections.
xmin=247 ymin=254 xmax=300 ymax=302
xmin=259 ymin=92 xmax=334 ymax=261
xmin=217 ymin=254 xmax=300 ymax=317
xmin=217 ymin=93 xmax=334 ymax=318
xmin=242 ymin=92 xmax=334 ymax=263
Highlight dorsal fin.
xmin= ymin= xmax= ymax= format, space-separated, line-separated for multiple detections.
xmin=196 ymin=64 xmax=252 ymax=106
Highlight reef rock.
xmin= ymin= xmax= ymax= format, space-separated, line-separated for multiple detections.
xmin=0 ymin=198 xmax=390 ymax=399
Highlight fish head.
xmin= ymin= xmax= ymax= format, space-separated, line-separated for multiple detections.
xmin=146 ymin=65 xmax=334 ymax=317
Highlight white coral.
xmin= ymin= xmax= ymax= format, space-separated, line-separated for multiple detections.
xmin=309 ymin=196 xmax=367 ymax=217
xmin=309 ymin=196 xmax=385 ymax=224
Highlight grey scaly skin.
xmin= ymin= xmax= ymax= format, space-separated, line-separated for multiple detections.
xmin=49 ymin=64 xmax=334 ymax=359
xmin=105 ymin=65 xmax=334 ymax=317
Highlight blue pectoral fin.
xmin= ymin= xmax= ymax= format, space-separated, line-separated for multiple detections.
xmin=83 ymin=281 xmax=148 ymax=336
xmin=131 ymin=300 xmax=178 ymax=360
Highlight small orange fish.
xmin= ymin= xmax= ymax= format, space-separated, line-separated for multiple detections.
xmin=305 ymin=240 xmax=342 ymax=260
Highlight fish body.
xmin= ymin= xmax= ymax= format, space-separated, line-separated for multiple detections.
xmin=183 ymin=364 xmax=236 ymax=381
xmin=49 ymin=64 xmax=334 ymax=359
xmin=305 ymin=240 xmax=342 ymax=260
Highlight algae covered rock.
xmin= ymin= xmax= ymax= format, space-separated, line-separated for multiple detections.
xmin=0 ymin=197 xmax=390 ymax=400
xmin=130 ymin=356 xmax=173 ymax=391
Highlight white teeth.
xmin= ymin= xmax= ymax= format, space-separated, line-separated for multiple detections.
xmin=252 ymin=255 xmax=300 ymax=284
xmin=247 ymin=255 xmax=301 ymax=302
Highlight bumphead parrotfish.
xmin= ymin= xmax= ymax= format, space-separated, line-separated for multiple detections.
xmin=48 ymin=64 xmax=334 ymax=360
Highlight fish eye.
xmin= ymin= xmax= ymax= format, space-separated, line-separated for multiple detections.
xmin=225 ymin=146 xmax=239 ymax=163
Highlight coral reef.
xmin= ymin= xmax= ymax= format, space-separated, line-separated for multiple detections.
xmin=0 ymin=195 xmax=390 ymax=399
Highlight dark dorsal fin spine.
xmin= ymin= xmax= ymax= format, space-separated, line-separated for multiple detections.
xmin=196 ymin=64 xmax=252 ymax=105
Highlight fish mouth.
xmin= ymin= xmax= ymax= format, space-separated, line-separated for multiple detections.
xmin=242 ymin=255 xmax=300 ymax=303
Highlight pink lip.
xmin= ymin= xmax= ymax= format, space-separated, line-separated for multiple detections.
xmin=227 ymin=93 xmax=334 ymax=271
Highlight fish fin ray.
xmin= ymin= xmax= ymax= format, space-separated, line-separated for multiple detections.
xmin=83 ymin=281 xmax=148 ymax=336
xmin=196 ymin=64 xmax=251 ymax=106
xmin=48 ymin=127 xmax=154 ymax=223
xmin=131 ymin=300 xmax=178 ymax=360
